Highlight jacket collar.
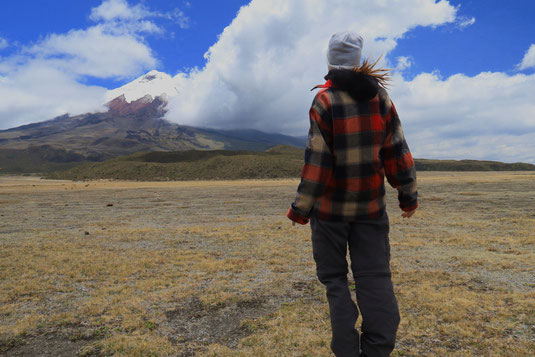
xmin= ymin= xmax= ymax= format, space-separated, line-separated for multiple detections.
xmin=311 ymin=79 xmax=334 ymax=91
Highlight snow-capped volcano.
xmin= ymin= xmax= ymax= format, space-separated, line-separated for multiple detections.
xmin=106 ymin=70 xmax=179 ymax=103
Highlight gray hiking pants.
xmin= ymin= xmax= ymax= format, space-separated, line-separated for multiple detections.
xmin=310 ymin=213 xmax=400 ymax=357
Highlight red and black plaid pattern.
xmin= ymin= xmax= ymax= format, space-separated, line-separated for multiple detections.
xmin=288 ymin=85 xmax=418 ymax=224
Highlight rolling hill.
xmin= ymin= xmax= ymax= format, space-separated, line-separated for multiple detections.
xmin=44 ymin=145 xmax=535 ymax=181
xmin=44 ymin=145 xmax=304 ymax=181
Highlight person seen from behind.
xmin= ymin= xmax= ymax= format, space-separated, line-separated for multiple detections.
xmin=287 ymin=31 xmax=418 ymax=357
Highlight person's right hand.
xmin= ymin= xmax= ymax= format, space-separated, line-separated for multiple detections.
xmin=401 ymin=209 xmax=416 ymax=218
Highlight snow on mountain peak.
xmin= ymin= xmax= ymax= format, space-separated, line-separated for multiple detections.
xmin=139 ymin=70 xmax=166 ymax=83
xmin=106 ymin=70 xmax=178 ymax=104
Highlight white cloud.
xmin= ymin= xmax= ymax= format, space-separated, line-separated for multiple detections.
xmin=456 ymin=16 xmax=475 ymax=29
xmin=166 ymin=0 xmax=457 ymax=134
xmin=395 ymin=56 xmax=412 ymax=71
xmin=90 ymin=0 xmax=150 ymax=21
xmin=391 ymin=71 xmax=535 ymax=163
xmin=0 ymin=37 xmax=8 ymax=50
xmin=25 ymin=26 xmax=157 ymax=79
xmin=0 ymin=0 xmax=185 ymax=129
xmin=90 ymin=0 xmax=189 ymax=30
xmin=518 ymin=44 xmax=535 ymax=70
xmin=169 ymin=9 xmax=189 ymax=29
xmin=0 ymin=64 xmax=107 ymax=129
xmin=164 ymin=0 xmax=534 ymax=163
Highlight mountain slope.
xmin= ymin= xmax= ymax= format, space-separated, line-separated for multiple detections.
xmin=0 ymin=95 xmax=305 ymax=173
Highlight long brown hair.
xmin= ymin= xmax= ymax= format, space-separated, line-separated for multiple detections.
xmin=353 ymin=56 xmax=391 ymax=88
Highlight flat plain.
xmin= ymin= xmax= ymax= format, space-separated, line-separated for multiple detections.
xmin=0 ymin=172 xmax=534 ymax=356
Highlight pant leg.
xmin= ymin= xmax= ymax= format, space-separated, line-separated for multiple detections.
xmin=348 ymin=213 xmax=400 ymax=357
xmin=310 ymin=217 xmax=360 ymax=357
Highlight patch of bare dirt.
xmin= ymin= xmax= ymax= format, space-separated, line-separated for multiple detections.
xmin=0 ymin=328 xmax=100 ymax=357
xmin=163 ymin=280 xmax=320 ymax=356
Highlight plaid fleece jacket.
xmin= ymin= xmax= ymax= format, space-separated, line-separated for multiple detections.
xmin=287 ymin=74 xmax=418 ymax=224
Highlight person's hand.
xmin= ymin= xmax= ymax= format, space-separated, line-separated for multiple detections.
xmin=401 ymin=209 xmax=416 ymax=218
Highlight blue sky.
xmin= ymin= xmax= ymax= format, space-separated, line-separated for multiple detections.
xmin=392 ymin=0 xmax=535 ymax=78
xmin=1 ymin=0 xmax=534 ymax=163
xmin=2 ymin=0 xmax=533 ymax=85
xmin=0 ymin=0 xmax=251 ymax=88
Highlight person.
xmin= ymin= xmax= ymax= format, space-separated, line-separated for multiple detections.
xmin=287 ymin=31 xmax=418 ymax=357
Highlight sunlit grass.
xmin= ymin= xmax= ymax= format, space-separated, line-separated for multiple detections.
xmin=0 ymin=172 xmax=534 ymax=356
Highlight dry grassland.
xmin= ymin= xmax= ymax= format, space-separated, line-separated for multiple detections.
xmin=0 ymin=172 xmax=534 ymax=356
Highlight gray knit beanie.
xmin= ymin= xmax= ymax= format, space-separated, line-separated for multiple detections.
xmin=327 ymin=31 xmax=363 ymax=70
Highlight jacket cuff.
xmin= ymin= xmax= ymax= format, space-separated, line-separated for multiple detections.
xmin=400 ymin=201 xmax=418 ymax=212
xmin=287 ymin=207 xmax=309 ymax=225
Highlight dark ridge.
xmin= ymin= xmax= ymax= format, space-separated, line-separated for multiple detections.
xmin=41 ymin=145 xmax=535 ymax=181
xmin=415 ymin=159 xmax=535 ymax=171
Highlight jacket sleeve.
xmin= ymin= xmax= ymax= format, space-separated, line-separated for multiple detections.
xmin=380 ymin=99 xmax=418 ymax=212
xmin=287 ymin=92 xmax=334 ymax=224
